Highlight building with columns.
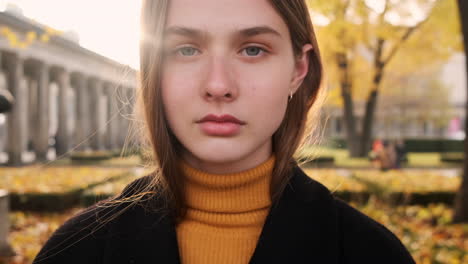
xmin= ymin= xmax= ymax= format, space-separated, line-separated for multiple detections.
xmin=0 ymin=10 xmax=137 ymax=165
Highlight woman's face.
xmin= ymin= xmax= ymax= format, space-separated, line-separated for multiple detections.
xmin=161 ymin=0 xmax=311 ymax=173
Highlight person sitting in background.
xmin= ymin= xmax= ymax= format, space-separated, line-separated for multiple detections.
xmin=370 ymin=138 xmax=383 ymax=169
xmin=379 ymin=140 xmax=397 ymax=171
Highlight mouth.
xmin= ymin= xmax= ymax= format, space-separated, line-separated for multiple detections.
xmin=196 ymin=114 xmax=246 ymax=125
xmin=196 ymin=114 xmax=245 ymax=136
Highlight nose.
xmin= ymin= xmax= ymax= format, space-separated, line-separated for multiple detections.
xmin=202 ymin=56 xmax=238 ymax=102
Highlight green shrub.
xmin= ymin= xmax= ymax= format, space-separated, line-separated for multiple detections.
xmin=70 ymin=151 xmax=114 ymax=162
xmin=328 ymin=138 xmax=464 ymax=152
xmin=404 ymin=139 xmax=463 ymax=153
xmin=296 ymin=156 xmax=335 ymax=167
xmin=328 ymin=138 xmax=347 ymax=149
xmin=440 ymin=152 xmax=464 ymax=163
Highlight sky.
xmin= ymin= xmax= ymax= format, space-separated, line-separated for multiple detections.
xmin=1 ymin=0 xmax=142 ymax=69
xmin=0 ymin=0 xmax=431 ymax=70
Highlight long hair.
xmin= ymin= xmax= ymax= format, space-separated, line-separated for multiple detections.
xmin=136 ymin=0 xmax=324 ymax=221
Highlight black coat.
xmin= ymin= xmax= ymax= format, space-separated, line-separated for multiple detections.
xmin=33 ymin=166 xmax=416 ymax=264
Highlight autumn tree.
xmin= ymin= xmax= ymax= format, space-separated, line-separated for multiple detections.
xmin=308 ymin=0 xmax=460 ymax=157
xmin=453 ymin=0 xmax=468 ymax=223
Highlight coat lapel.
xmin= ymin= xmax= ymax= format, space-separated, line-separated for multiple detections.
xmin=248 ymin=166 xmax=341 ymax=264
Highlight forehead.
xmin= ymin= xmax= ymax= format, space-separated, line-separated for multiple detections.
xmin=165 ymin=0 xmax=290 ymax=38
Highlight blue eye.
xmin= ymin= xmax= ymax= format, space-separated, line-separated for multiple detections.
xmin=178 ymin=47 xmax=198 ymax=56
xmin=243 ymin=46 xmax=264 ymax=56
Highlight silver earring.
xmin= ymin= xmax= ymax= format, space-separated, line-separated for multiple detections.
xmin=288 ymin=90 xmax=293 ymax=102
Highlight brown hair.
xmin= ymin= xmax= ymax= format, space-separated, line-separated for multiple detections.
xmin=136 ymin=0 xmax=324 ymax=221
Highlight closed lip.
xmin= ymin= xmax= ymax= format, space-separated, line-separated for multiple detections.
xmin=196 ymin=114 xmax=246 ymax=125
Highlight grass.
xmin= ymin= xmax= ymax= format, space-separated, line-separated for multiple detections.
xmin=406 ymin=153 xmax=446 ymax=167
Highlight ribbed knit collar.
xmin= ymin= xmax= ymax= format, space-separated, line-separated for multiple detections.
xmin=180 ymin=155 xmax=275 ymax=214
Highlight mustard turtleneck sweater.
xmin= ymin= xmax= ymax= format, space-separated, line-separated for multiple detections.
xmin=177 ymin=155 xmax=276 ymax=264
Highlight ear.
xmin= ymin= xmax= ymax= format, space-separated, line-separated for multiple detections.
xmin=290 ymin=44 xmax=313 ymax=94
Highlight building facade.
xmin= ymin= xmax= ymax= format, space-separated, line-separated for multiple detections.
xmin=0 ymin=10 xmax=137 ymax=165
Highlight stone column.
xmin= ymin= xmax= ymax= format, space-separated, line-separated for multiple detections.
xmin=127 ymin=87 xmax=135 ymax=139
xmin=27 ymin=79 xmax=36 ymax=153
xmin=329 ymin=116 xmax=336 ymax=137
xmin=34 ymin=62 xmax=50 ymax=161
xmin=122 ymin=87 xmax=135 ymax=147
xmin=55 ymin=69 xmax=71 ymax=156
xmin=116 ymin=86 xmax=127 ymax=149
xmin=104 ymin=82 xmax=119 ymax=150
xmin=5 ymin=53 xmax=27 ymax=166
xmin=89 ymin=78 xmax=104 ymax=150
xmin=113 ymin=86 xmax=122 ymax=150
xmin=75 ymin=74 xmax=90 ymax=151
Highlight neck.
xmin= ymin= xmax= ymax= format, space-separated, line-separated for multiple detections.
xmin=180 ymin=154 xmax=276 ymax=213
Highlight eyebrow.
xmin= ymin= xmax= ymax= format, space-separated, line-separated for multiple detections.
xmin=164 ymin=25 xmax=282 ymax=39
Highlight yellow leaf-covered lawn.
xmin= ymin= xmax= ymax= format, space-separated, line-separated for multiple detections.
xmin=0 ymin=167 xmax=130 ymax=193
xmin=303 ymin=168 xmax=461 ymax=192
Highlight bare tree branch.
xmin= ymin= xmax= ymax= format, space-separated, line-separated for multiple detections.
xmin=382 ymin=2 xmax=436 ymax=65
xmin=379 ymin=0 xmax=391 ymax=23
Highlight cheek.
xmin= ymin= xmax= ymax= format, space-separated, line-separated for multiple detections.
xmin=239 ymin=60 xmax=292 ymax=102
xmin=237 ymin=64 xmax=292 ymax=133
xmin=161 ymin=70 xmax=195 ymax=136
xmin=162 ymin=65 xmax=198 ymax=105
xmin=236 ymin=56 xmax=294 ymax=97
xmin=161 ymin=64 xmax=202 ymax=120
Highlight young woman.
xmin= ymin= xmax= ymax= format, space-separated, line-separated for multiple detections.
xmin=33 ymin=0 xmax=416 ymax=263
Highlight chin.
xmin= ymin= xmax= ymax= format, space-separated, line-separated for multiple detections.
xmin=192 ymin=150 xmax=247 ymax=164
xmin=183 ymin=143 xmax=251 ymax=165
xmin=185 ymin=137 xmax=245 ymax=156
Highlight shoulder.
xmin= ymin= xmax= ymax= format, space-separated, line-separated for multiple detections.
xmin=33 ymin=175 xmax=157 ymax=264
xmin=288 ymin=166 xmax=415 ymax=263
xmin=32 ymin=202 xmax=112 ymax=263
xmin=334 ymin=198 xmax=415 ymax=264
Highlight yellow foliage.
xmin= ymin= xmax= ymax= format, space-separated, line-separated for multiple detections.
xmin=0 ymin=25 xmax=61 ymax=49
xmin=302 ymin=168 xmax=460 ymax=192
xmin=40 ymin=34 xmax=49 ymax=43
xmin=26 ymin=31 xmax=37 ymax=42
xmin=85 ymin=167 xmax=152 ymax=195
xmin=308 ymin=0 xmax=461 ymax=106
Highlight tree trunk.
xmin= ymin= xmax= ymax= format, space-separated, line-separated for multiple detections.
xmin=342 ymin=91 xmax=361 ymax=156
xmin=359 ymin=58 xmax=385 ymax=157
xmin=359 ymin=90 xmax=379 ymax=156
xmin=357 ymin=38 xmax=386 ymax=157
xmin=337 ymin=53 xmax=361 ymax=157
xmin=453 ymin=0 xmax=468 ymax=223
